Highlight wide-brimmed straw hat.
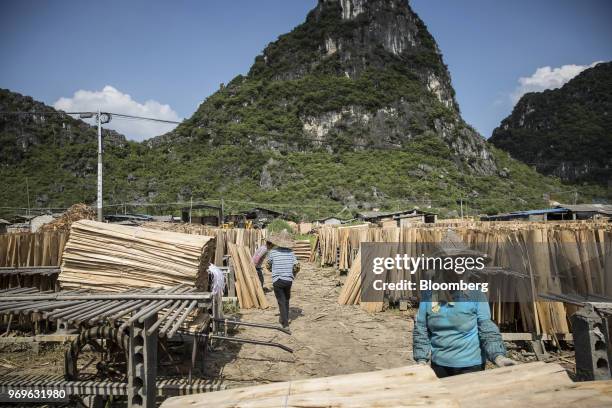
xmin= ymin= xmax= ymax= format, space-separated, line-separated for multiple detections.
xmin=266 ymin=229 xmax=294 ymax=249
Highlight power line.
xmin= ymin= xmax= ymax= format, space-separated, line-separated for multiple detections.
xmin=0 ymin=110 xmax=182 ymax=124
xmin=109 ymin=113 xmax=182 ymax=124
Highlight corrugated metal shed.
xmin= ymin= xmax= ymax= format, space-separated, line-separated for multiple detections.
xmin=556 ymin=204 xmax=612 ymax=215
xmin=513 ymin=208 xmax=568 ymax=216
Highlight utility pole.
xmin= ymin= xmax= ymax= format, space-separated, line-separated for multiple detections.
xmin=79 ymin=111 xmax=111 ymax=222
xmin=221 ymin=198 xmax=225 ymax=225
xmin=189 ymin=196 xmax=193 ymax=224
xmin=97 ymin=109 xmax=103 ymax=222
xmin=25 ymin=176 xmax=31 ymax=216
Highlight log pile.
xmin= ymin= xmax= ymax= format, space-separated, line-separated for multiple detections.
xmin=160 ymin=362 xmax=612 ymax=408
xmin=58 ymin=220 xmax=215 ymax=292
xmin=39 ymin=203 xmax=96 ymax=232
xmin=227 ymin=243 xmax=268 ymax=309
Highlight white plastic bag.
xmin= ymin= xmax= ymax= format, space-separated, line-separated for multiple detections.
xmin=208 ymin=263 xmax=226 ymax=296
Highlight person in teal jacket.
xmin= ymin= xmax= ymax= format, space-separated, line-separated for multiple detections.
xmin=412 ymin=289 xmax=517 ymax=378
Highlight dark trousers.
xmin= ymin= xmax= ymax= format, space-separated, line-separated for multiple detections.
xmin=256 ymin=267 xmax=264 ymax=287
xmin=431 ymin=362 xmax=485 ymax=378
xmin=273 ymin=279 xmax=292 ymax=327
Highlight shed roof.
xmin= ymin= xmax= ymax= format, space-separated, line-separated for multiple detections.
xmin=480 ymin=207 xmax=569 ymax=220
xmin=511 ymin=208 xmax=568 ymax=216
xmin=358 ymin=208 xmax=434 ymax=220
xmin=556 ymin=204 xmax=612 ymax=215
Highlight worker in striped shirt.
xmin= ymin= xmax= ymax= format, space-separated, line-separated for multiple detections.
xmin=252 ymin=242 xmax=271 ymax=289
xmin=265 ymin=230 xmax=300 ymax=328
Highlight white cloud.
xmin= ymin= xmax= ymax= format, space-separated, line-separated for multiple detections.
xmin=53 ymin=86 xmax=181 ymax=141
xmin=511 ymin=61 xmax=602 ymax=103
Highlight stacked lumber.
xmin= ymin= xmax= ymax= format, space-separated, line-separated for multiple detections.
xmin=459 ymin=222 xmax=611 ymax=334
xmin=214 ymin=228 xmax=267 ymax=266
xmin=331 ymin=222 xmax=611 ymax=334
xmin=338 ymin=225 xmax=370 ymax=270
xmin=160 ymin=362 xmax=612 ymax=408
xmin=0 ymin=231 xmax=67 ymax=290
xmin=39 ymin=203 xmax=95 ymax=232
xmin=293 ymin=240 xmax=312 ymax=261
xmin=227 ymin=243 xmax=269 ymax=309
xmin=143 ymin=222 xmax=266 ymax=265
xmin=337 ymin=251 xmax=367 ymax=308
xmin=58 ymin=220 xmax=215 ymax=292
xmin=321 ymin=221 xmax=611 ymax=270
xmin=0 ymin=231 xmax=68 ymax=267
xmin=315 ymin=225 xmax=341 ymax=266
xmin=308 ymin=234 xmax=318 ymax=263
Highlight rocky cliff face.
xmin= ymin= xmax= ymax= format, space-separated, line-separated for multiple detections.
xmin=156 ymin=0 xmax=497 ymax=175
xmin=490 ymin=62 xmax=612 ymax=184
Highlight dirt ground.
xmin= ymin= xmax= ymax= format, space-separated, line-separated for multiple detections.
xmin=204 ymin=261 xmax=414 ymax=387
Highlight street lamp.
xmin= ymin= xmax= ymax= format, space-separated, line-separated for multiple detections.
xmin=79 ymin=110 xmax=112 ymax=222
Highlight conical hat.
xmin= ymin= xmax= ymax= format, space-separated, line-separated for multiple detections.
xmin=266 ymin=229 xmax=294 ymax=249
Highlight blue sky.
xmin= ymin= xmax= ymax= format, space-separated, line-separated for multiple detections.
xmin=1 ymin=0 xmax=610 ymax=140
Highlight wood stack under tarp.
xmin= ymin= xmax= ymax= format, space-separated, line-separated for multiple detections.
xmin=227 ymin=243 xmax=268 ymax=309
xmin=58 ymin=220 xmax=215 ymax=292
xmin=160 ymin=362 xmax=612 ymax=408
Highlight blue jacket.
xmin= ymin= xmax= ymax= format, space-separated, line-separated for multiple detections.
xmin=412 ymin=292 xmax=506 ymax=367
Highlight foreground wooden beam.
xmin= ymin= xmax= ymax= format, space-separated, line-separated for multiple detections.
xmin=160 ymin=362 xmax=612 ymax=408
xmin=161 ymin=365 xmax=457 ymax=408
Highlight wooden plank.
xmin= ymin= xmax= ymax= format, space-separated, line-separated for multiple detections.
xmin=227 ymin=243 xmax=268 ymax=309
xmin=160 ymin=365 xmax=458 ymax=408
xmin=161 ymin=362 xmax=612 ymax=408
xmin=441 ymin=362 xmax=573 ymax=407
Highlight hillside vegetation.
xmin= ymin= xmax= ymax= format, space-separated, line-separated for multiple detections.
xmin=490 ymin=62 xmax=611 ymax=187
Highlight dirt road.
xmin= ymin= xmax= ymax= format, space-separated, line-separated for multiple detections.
xmin=206 ymin=261 xmax=415 ymax=387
